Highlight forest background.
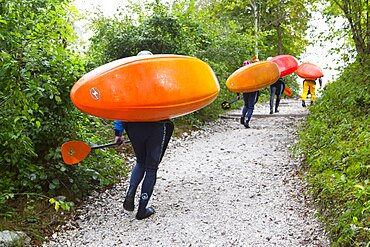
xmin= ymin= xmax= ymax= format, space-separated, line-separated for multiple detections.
xmin=0 ymin=0 xmax=369 ymax=246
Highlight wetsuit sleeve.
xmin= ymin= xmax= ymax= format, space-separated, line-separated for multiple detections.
xmin=114 ymin=120 xmax=124 ymax=136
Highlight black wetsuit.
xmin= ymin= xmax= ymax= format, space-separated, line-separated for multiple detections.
xmin=115 ymin=120 xmax=174 ymax=219
xmin=269 ymin=77 xmax=285 ymax=113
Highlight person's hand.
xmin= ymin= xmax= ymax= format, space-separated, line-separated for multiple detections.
xmin=114 ymin=136 xmax=125 ymax=147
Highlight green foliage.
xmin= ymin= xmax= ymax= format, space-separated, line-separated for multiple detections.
xmin=49 ymin=197 xmax=74 ymax=212
xmin=296 ymin=55 xmax=370 ymax=245
xmin=0 ymin=0 xmax=84 ymax=197
xmin=199 ymin=0 xmax=311 ymax=58
xmin=321 ymin=0 xmax=370 ymax=57
xmin=0 ymin=1 xmax=130 ymax=240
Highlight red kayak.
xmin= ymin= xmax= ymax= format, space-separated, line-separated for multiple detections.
xmin=269 ymin=54 xmax=299 ymax=77
xmin=296 ymin=62 xmax=324 ymax=80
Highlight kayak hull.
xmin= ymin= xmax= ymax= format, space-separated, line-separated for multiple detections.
xmin=226 ymin=61 xmax=280 ymax=93
xmin=269 ymin=55 xmax=299 ymax=77
xmin=70 ymin=55 xmax=220 ymax=121
xmin=296 ymin=62 xmax=323 ymax=80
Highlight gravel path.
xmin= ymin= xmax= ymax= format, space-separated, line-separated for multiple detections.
xmin=43 ymin=99 xmax=329 ymax=247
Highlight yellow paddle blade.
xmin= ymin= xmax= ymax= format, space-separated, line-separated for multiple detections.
xmin=61 ymin=141 xmax=91 ymax=165
xmin=221 ymin=101 xmax=231 ymax=110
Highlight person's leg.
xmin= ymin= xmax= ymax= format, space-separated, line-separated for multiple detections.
xmin=136 ymin=122 xmax=171 ymax=220
xmin=123 ymin=123 xmax=147 ymax=211
xmin=269 ymin=86 xmax=276 ymax=114
xmin=301 ymin=81 xmax=309 ymax=107
xmin=275 ymin=95 xmax=281 ymax=112
xmin=136 ymin=168 xmax=157 ymax=220
xmin=160 ymin=121 xmax=174 ymax=162
xmin=255 ymin=91 xmax=260 ymax=104
xmin=240 ymin=113 xmax=245 ymax=125
xmin=123 ymin=163 xmax=145 ymax=211
xmin=310 ymin=82 xmax=316 ymax=104
xmin=241 ymin=93 xmax=248 ymax=125
xmin=245 ymin=92 xmax=258 ymax=128
xmin=275 ymin=83 xmax=284 ymax=112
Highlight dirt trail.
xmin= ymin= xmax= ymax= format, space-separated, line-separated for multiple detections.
xmin=44 ymin=99 xmax=329 ymax=247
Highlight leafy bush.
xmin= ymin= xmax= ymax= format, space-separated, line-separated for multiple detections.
xmin=0 ymin=0 xmax=129 ymax=228
xmin=1 ymin=0 xmax=81 ymax=196
xmin=296 ymin=55 xmax=370 ymax=246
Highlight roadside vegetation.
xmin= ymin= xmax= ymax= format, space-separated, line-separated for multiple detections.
xmin=296 ymin=56 xmax=370 ymax=246
xmin=295 ymin=0 xmax=370 ymax=245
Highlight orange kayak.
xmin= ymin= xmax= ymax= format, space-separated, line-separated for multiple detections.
xmin=296 ymin=62 xmax=323 ymax=80
xmin=226 ymin=61 xmax=279 ymax=93
xmin=283 ymin=85 xmax=293 ymax=97
xmin=70 ymin=55 xmax=220 ymax=121
xmin=269 ymin=55 xmax=298 ymax=77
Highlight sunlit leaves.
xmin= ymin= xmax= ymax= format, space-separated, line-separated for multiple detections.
xmin=0 ymin=0 xmax=88 ymax=201
xmin=321 ymin=0 xmax=369 ymax=57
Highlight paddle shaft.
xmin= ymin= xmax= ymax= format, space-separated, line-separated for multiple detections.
xmin=91 ymin=140 xmax=130 ymax=150
xmin=229 ymin=98 xmax=240 ymax=104
xmin=221 ymin=97 xmax=240 ymax=110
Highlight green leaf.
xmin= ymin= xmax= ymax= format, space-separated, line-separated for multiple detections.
xmin=354 ymin=184 xmax=364 ymax=190
xmin=54 ymin=202 xmax=60 ymax=212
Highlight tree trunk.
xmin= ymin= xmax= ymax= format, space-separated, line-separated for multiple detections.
xmin=253 ymin=0 xmax=259 ymax=58
xmin=277 ymin=2 xmax=283 ymax=54
xmin=333 ymin=0 xmax=369 ymax=56
xmin=277 ymin=22 xmax=283 ymax=54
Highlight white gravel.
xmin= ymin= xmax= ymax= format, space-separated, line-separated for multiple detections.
xmin=43 ymin=99 xmax=329 ymax=247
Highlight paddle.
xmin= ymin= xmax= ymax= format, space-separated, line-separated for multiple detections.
xmin=61 ymin=140 xmax=130 ymax=165
xmin=221 ymin=97 xmax=241 ymax=110
xmin=283 ymin=85 xmax=293 ymax=97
